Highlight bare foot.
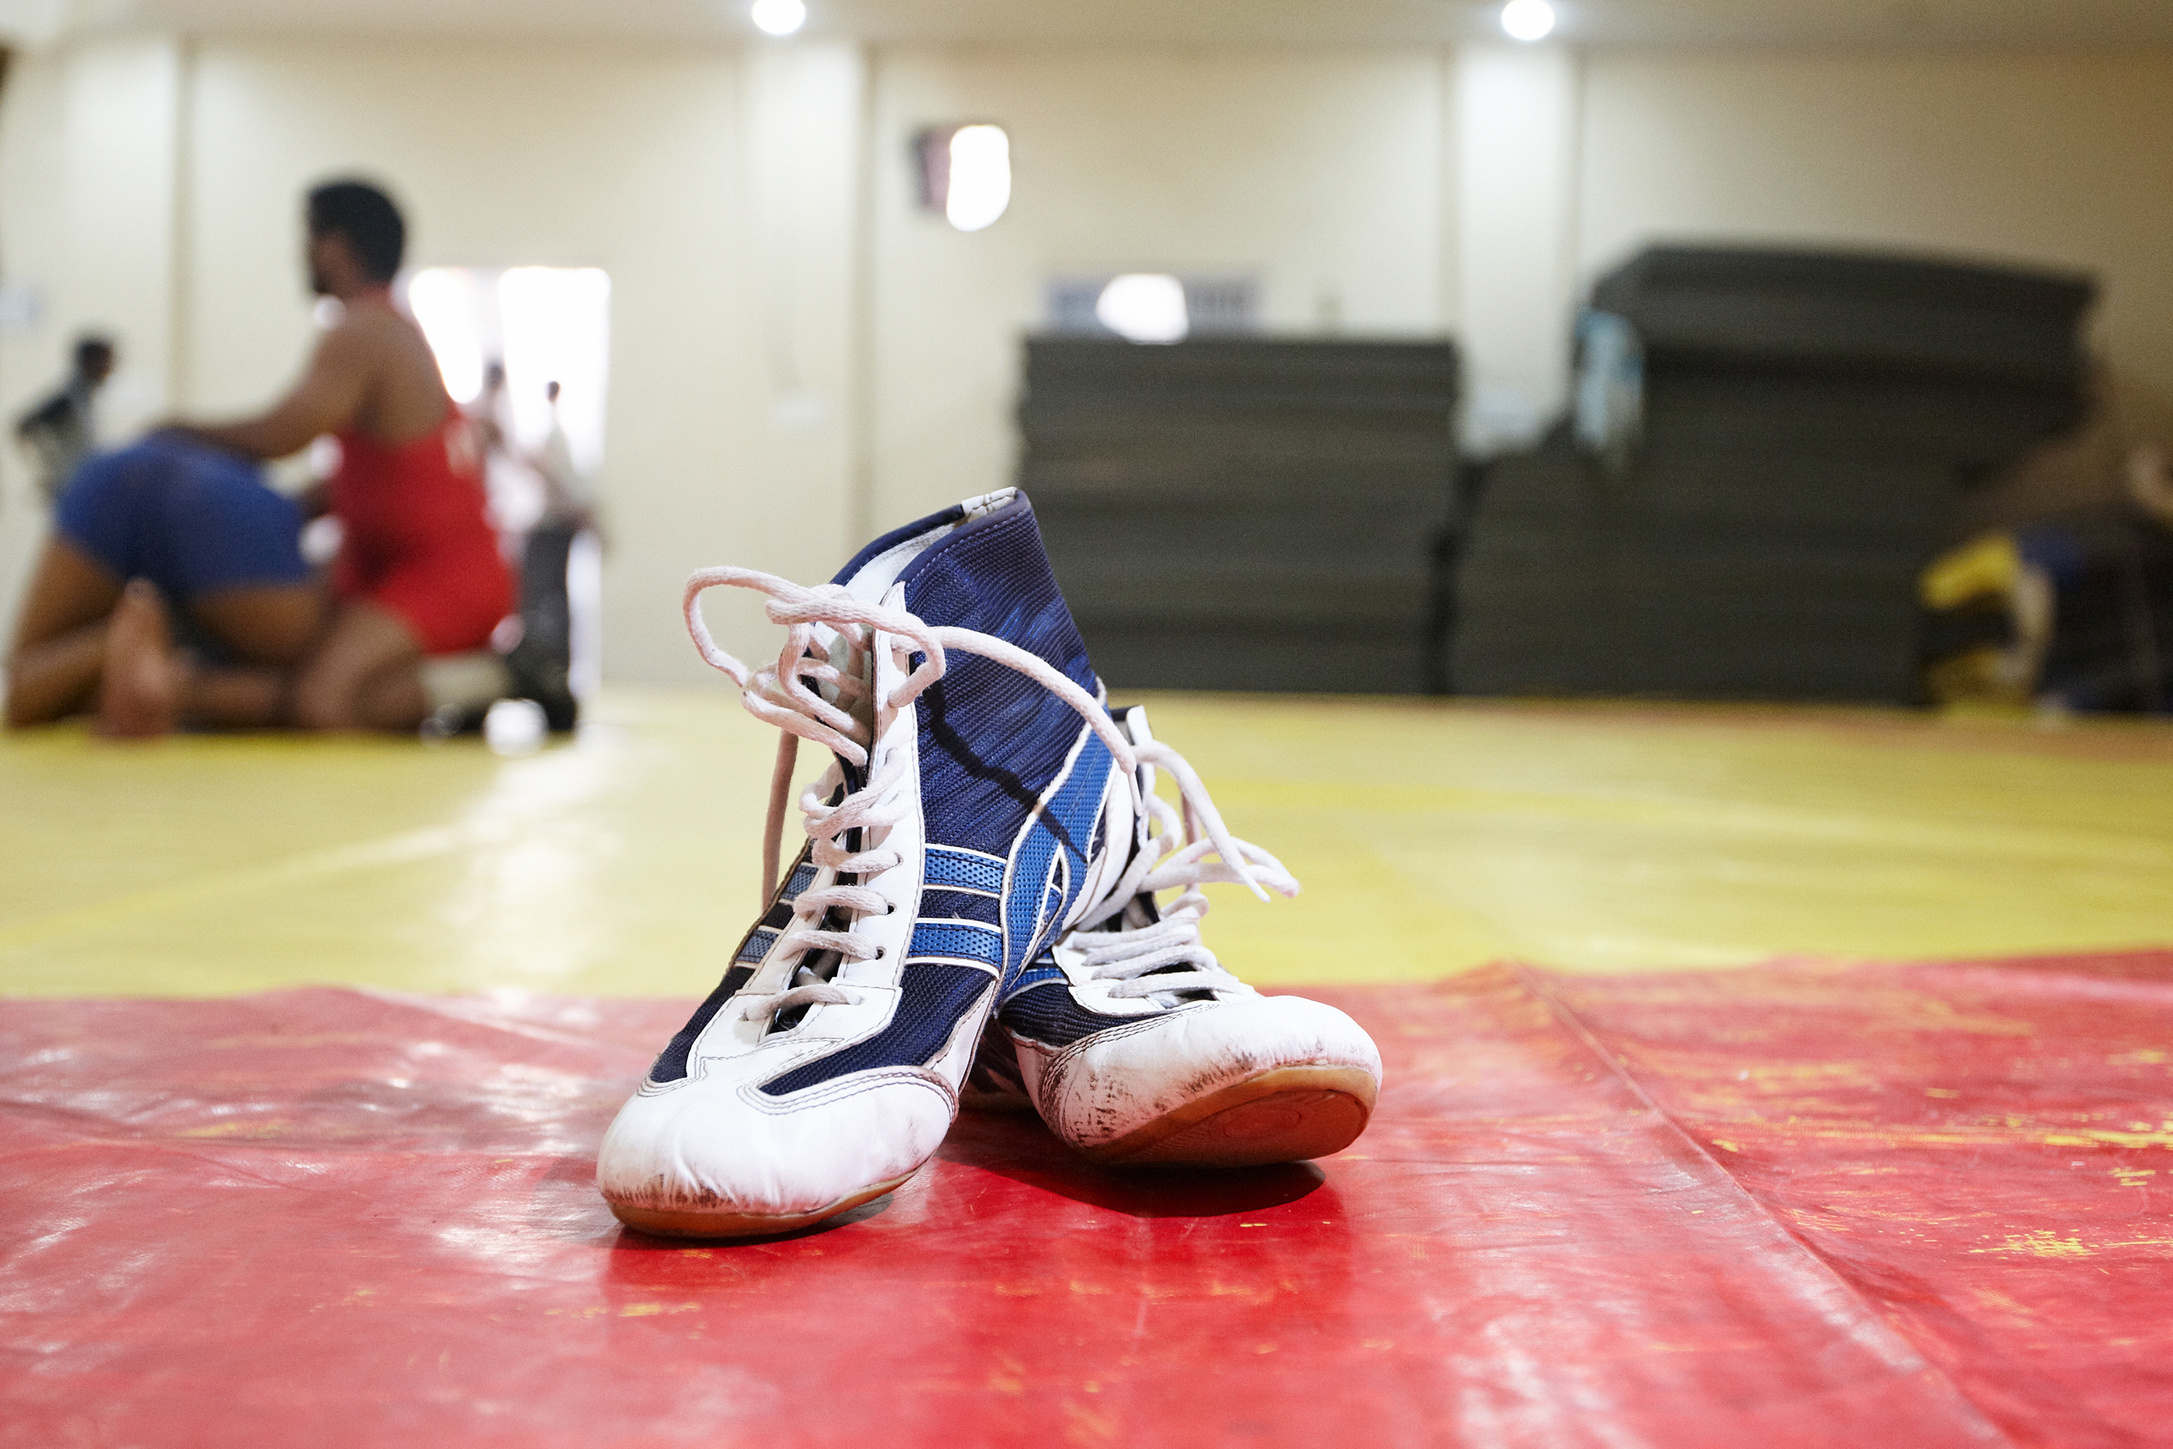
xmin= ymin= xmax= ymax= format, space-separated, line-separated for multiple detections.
xmin=98 ymin=581 xmax=181 ymax=739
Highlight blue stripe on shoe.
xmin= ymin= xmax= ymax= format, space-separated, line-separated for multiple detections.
xmin=758 ymin=962 xmax=994 ymax=1096
xmin=917 ymin=889 xmax=1000 ymax=925
xmin=1004 ymin=961 xmax=1064 ymax=998
xmin=782 ymin=862 xmax=818 ymax=901
xmin=735 ymin=928 xmax=779 ymax=965
xmin=999 ymin=730 xmax=1111 ymax=987
xmin=909 ymin=920 xmax=1003 ymax=966
xmin=924 ymin=846 xmax=1004 ymax=895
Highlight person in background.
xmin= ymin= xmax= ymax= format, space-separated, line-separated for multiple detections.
xmin=6 ymin=178 xmax=513 ymax=736
xmin=156 ymin=179 xmax=509 ymax=732
xmin=1921 ymin=442 xmax=2173 ymax=712
xmin=469 ymin=358 xmax=519 ymax=537
xmin=520 ymin=379 xmax=595 ymax=671
xmin=14 ymin=334 xmax=116 ymax=503
xmin=472 ymin=356 xmax=540 ymax=569
xmin=3 ymin=435 xmax=320 ymax=734
xmin=470 ymin=359 xmax=509 ymax=458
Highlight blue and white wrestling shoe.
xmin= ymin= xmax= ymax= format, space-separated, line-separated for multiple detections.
xmin=598 ymin=489 xmax=1144 ymax=1237
xmin=973 ymin=706 xmax=1384 ymax=1168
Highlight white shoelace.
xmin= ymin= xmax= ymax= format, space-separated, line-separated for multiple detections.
xmin=682 ymin=566 xmax=1289 ymax=1027
xmin=1068 ymin=776 xmax=1298 ymax=1003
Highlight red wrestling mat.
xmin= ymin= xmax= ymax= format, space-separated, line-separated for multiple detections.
xmin=4 ymin=955 xmax=2169 ymax=1448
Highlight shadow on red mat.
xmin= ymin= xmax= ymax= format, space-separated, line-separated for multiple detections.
xmin=2 ymin=953 xmax=2168 ymax=1448
xmin=940 ymin=1111 xmax=1332 ymax=1217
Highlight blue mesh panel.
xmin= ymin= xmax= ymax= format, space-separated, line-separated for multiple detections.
xmin=899 ymin=500 xmax=1099 ymax=869
xmin=758 ymin=963 xmax=993 ymax=1096
xmin=734 ymin=929 xmax=778 ymax=965
xmin=997 ymin=979 xmax=1135 ymax=1048
xmin=924 ymin=847 xmax=1004 ymax=894
xmin=650 ymin=965 xmax=755 ymax=1082
xmin=918 ymin=889 xmax=1000 ymax=925
xmin=782 ymin=862 xmax=818 ymax=900
xmin=909 ymin=920 xmax=1003 ymax=965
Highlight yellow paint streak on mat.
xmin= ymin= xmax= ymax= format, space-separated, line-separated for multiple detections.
xmin=2 ymin=689 xmax=2170 ymax=997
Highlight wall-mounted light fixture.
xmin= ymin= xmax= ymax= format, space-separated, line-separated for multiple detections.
xmin=913 ymin=124 xmax=1012 ymax=232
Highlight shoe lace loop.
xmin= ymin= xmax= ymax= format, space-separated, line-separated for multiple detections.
xmin=1072 ymin=786 xmax=1298 ymax=1001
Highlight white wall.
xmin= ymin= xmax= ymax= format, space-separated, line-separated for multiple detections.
xmin=6 ymin=35 xmax=2173 ymax=684
xmin=0 ymin=47 xmax=67 ymax=614
xmin=0 ymin=38 xmax=185 ymax=632
xmin=1455 ymin=44 xmax=1579 ymax=452
xmin=866 ymin=47 xmax=1453 ymax=528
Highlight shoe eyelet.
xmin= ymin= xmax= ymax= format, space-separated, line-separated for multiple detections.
xmin=874 ymin=946 xmax=887 ymax=960
xmin=884 ymin=902 xmax=897 ymax=916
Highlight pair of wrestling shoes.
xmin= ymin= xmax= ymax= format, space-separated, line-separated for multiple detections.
xmin=595 ymin=489 xmax=1383 ymax=1238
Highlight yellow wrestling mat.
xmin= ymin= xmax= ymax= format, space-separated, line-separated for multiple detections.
xmin=3 ymin=688 xmax=2171 ymax=997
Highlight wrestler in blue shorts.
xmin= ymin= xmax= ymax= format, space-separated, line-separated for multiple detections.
xmin=6 ymin=436 xmax=324 ymax=734
xmin=59 ymin=437 xmax=312 ymax=605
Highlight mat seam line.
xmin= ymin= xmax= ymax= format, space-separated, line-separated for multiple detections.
xmin=1506 ymin=961 xmax=2023 ymax=1449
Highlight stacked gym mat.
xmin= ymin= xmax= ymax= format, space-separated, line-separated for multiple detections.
xmin=1018 ymin=338 xmax=1459 ymax=693
xmin=1451 ymin=247 xmax=2096 ymax=702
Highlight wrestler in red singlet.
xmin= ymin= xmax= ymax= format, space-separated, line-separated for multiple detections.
xmin=328 ymin=396 xmax=512 ymax=657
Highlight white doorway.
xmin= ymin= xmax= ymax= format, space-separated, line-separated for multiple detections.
xmin=405 ymin=266 xmax=610 ymax=698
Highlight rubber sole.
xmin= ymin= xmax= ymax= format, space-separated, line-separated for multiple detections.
xmin=1078 ymin=1065 xmax=1379 ymax=1168
xmin=607 ymin=1173 xmax=910 ymax=1240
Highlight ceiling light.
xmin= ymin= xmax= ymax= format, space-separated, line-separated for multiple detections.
xmin=1096 ymin=274 xmax=1189 ymax=344
xmin=1500 ymin=0 xmax=1556 ymax=41
xmin=945 ymin=125 xmax=1012 ymax=232
xmin=750 ymin=0 xmax=806 ymax=37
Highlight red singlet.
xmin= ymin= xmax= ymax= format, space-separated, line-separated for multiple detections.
xmin=328 ymin=416 xmax=513 ymax=656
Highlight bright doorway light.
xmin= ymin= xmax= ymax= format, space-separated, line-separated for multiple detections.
xmin=751 ymin=0 xmax=806 ymax=37
xmin=404 ymin=265 xmax=612 ymax=535
xmin=945 ymin=125 xmax=1011 ymax=232
xmin=497 ymin=267 xmax=612 ymax=477
xmin=1096 ymin=274 xmax=1189 ymax=344
xmin=407 ymin=266 xmax=611 ymax=475
xmin=1501 ymin=0 xmax=1556 ymax=41
xmin=407 ymin=267 xmax=486 ymax=403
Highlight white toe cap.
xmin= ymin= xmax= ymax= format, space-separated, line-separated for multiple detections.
xmin=597 ymin=1069 xmax=956 ymax=1221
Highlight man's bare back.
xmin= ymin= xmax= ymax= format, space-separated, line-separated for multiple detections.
xmin=179 ymin=291 xmax=448 ymax=462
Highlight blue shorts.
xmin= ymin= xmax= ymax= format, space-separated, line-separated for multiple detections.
xmin=56 ymin=438 xmax=310 ymax=601
xmin=2016 ymin=525 xmax=2090 ymax=588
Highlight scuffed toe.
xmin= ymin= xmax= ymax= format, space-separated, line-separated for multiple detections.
xmin=1035 ymin=994 xmax=1382 ymax=1166
xmin=597 ymin=1071 xmax=955 ymax=1236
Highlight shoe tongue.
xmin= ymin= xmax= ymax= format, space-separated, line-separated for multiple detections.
xmin=816 ymin=649 xmax=875 ymax=734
